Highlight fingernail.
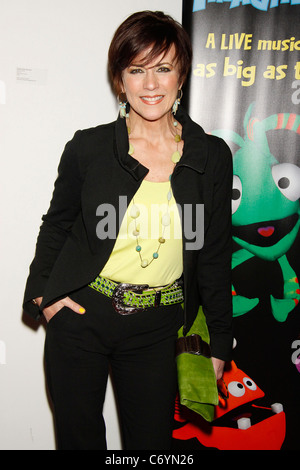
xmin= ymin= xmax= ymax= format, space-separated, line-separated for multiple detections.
xmin=79 ymin=308 xmax=86 ymax=314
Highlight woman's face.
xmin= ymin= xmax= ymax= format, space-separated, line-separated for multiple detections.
xmin=121 ymin=45 xmax=181 ymax=123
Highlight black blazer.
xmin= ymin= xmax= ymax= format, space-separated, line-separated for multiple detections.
xmin=23 ymin=106 xmax=233 ymax=361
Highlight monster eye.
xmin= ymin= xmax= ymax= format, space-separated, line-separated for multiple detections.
xmin=232 ymin=175 xmax=242 ymax=214
xmin=243 ymin=377 xmax=257 ymax=391
xmin=228 ymin=381 xmax=245 ymax=397
xmin=272 ymin=163 xmax=300 ymax=201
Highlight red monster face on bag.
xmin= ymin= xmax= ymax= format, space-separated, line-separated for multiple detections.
xmin=173 ymin=361 xmax=286 ymax=450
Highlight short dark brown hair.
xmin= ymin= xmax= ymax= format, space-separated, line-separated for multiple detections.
xmin=108 ymin=11 xmax=192 ymax=95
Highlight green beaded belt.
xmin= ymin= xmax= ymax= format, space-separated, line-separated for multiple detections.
xmin=89 ymin=275 xmax=184 ymax=315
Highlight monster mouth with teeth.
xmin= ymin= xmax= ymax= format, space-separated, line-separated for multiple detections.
xmin=173 ymin=361 xmax=286 ymax=450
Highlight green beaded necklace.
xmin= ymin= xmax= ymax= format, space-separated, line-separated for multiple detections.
xmin=127 ymin=120 xmax=182 ymax=268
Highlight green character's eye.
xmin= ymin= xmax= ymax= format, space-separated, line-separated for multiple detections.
xmin=272 ymin=163 xmax=300 ymax=202
xmin=278 ymin=177 xmax=290 ymax=189
xmin=232 ymin=175 xmax=242 ymax=214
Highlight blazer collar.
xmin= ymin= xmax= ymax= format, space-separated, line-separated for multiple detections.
xmin=114 ymin=113 xmax=148 ymax=181
xmin=176 ymin=106 xmax=208 ymax=174
xmin=114 ymin=106 xmax=208 ymax=180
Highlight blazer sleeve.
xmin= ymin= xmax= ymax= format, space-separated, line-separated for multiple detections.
xmin=197 ymin=138 xmax=233 ymax=362
xmin=23 ymin=130 xmax=83 ymax=319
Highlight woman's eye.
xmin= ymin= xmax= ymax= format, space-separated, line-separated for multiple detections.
xmin=130 ymin=69 xmax=142 ymax=74
xmin=157 ymin=67 xmax=171 ymax=72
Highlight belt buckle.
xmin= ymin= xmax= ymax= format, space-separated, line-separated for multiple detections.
xmin=112 ymin=283 xmax=149 ymax=315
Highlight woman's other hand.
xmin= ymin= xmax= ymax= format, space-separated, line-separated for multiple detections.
xmin=33 ymin=296 xmax=86 ymax=323
xmin=211 ymin=357 xmax=225 ymax=381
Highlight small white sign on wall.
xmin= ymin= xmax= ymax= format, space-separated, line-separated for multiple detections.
xmin=16 ymin=67 xmax=48 ymax=85
xmin=0 ymin=340 xmax=6 ymax=365
xmin=0 ymin=80 xmax=5 ymax=104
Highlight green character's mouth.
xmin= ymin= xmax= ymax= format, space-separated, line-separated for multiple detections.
xmin=233 ymin=213 xmax=298 ymax=247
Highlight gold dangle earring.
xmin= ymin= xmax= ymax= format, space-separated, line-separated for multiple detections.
xmin=172 ymin=89 xmax=183 ymax=115
xmin=170 ymin=89 xmax=183 ymax=163
xmin=118 ymin=92 xmax=129 ymax=118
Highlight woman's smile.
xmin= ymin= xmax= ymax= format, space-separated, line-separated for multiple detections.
xmin=140 ymin=95 xmax=164 ymax=105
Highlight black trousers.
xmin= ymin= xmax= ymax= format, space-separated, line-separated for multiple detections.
xmin=44 ymin=284 xmax=183 ymax=450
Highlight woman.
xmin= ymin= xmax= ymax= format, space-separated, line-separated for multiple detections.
xmin=23 ymin=11 xmax=233 ymax=450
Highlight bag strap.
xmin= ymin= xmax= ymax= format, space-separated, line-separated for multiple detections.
xmin=177 ymin=306 xmax=211 ymax=357
xmin=176 ymin=333 xmax=211 ymax=358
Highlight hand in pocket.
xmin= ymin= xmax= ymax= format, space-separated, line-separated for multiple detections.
xmin=34 ymin=296 xmax=86 ymax=323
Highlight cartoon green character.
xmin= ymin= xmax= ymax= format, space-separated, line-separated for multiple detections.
xmin=213 ymin=104 xmax=300 ymax=321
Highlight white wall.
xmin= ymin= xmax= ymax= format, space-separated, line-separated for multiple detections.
xmin=0 ymin=0 xmax=182 ymax=450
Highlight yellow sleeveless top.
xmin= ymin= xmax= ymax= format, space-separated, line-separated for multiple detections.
xmin=100 ymin=179 xmax=183 ymax=287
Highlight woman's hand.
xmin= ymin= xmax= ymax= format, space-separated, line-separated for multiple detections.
xmin=33 ymin=296 xmax=86 ymax=323
xmin=211 ymin=357 xmax=225 ymax=381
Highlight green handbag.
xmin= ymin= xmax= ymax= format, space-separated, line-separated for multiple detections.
xmin=176 ymin=306 xmax=219 ymax=422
